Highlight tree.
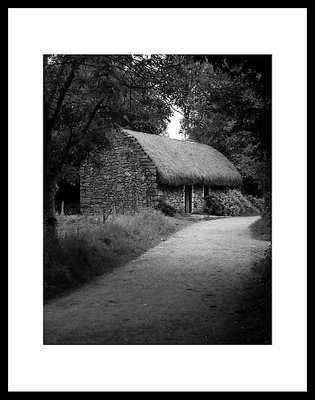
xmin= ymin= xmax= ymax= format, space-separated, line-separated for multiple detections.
xmin=173 ymin=57 xmax=271 ymax=198
xmin=44 ymin=54 xmax=184 ymax=239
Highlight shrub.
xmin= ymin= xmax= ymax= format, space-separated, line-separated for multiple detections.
xmin=247 ymin=195 xmax=264 ymax=212
xmin=155 ymin=200 xmax=177 ymax=216
xmin=204 ymin=189 xmax=262 ymax=216
xmin=204 ymin=196 xmax=224 ymax=215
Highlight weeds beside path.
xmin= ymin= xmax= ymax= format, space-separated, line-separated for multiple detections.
xmin=44 ymin=209 xmax=193 ymax=300
xmin=44 ymin=216 xmax=271 ymax=344
xmin=249 ymin=214 xmax=271 ymax=241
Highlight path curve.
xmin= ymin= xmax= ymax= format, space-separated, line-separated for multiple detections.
xmin=44 ymin=216 xmax=269 ymax=344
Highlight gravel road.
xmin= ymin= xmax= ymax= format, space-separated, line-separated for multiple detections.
xmin=44 ymin=216 xmax=269 ymax=344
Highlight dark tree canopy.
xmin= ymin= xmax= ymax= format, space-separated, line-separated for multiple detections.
xmin=44 ymin=54 xmax=186 ymax=182
xmin=172 ymin=55 xmax=271 ymax=196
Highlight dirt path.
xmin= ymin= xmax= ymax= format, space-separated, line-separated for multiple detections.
xmin=44 ymin=216 xmax=269 ymax=344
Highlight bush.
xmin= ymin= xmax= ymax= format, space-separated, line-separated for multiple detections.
xmin=247 ymin=195 xmax=264 ymax=212
xmin=155 ymin=200 xmax=177 ymax=216
xmin=204 ymin=189 xmax=262 ymax=216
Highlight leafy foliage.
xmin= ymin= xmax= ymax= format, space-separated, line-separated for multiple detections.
xmin=172 ymin=57 xmax=271 ymax=197
xmin=44 ymin=54 xmax=186 ymax=184
xmin=204 ymin=189 xmax=262 ymax=216
xmin=155 ymin=200 xmax=177 ymax=216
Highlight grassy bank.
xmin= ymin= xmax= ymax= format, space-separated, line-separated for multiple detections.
xmin=232 ymin=215 xmax=271 ymax=343
xmin=250 ymin=213 xmax=271 ymax=241
xmin=244 ymin=246 xmax=272 ymax=344
xmin=44 ymin=209 xmax=192 ymax=300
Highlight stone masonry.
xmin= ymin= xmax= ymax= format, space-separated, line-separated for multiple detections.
xmin=157 ymin=184 xmax=186 ymax=213
xmin=80 ymin=130 xmax=159 ymax=216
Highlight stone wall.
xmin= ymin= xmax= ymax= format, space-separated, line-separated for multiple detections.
xmin=192 ymin=184 xmax=205 ymax=213
xmin=80 ymin=130 xmax=159 ymax=216
xmin=156 ymin=183 xmax=206 ymax=214
xmin=157 ymin=183 xmax=185 ymax=213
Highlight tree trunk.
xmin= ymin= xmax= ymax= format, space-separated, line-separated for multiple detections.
xmin=44 ymin=175 xmax=58 ymax=241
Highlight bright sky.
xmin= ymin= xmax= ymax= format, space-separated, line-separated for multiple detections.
xmin=166 ymin=108 xmax=184 ymax=140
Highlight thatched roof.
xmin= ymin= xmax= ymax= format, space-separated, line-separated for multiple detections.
xmin=122 ymin=129 xmax=242 ymax=187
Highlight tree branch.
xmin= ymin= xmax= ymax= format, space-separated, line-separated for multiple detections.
xmin=45 ymin=61 xmax=80 ymax=137
xmin=82 ymin=97 xmax=106 ymax=135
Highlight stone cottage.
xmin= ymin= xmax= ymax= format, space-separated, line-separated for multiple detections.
xmin=80 ymin=128 xmax=242 ymax=216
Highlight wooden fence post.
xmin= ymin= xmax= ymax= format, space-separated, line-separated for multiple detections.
xmin=61 ymin=201 xmax=64 ymax=215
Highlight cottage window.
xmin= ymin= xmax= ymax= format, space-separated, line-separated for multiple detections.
xmin=204 ymin=185 xmax=210 ymax=197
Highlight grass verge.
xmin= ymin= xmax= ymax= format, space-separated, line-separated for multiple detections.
xmin=229 ymin=215 xmax=271 ymax=344
xmin=223 ymin=245 xmax=271 ymax=344
xmin=250 ymin=214 xmax=271 ymax=241
xmin=44 ymin=208 xmax=193 ymax=301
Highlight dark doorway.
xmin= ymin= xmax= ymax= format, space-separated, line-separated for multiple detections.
xmin=55 ymin=180 xmax=80 ymax=215
xmin=185 ymin=185 xmax=192 ymax=213
xmin=204 ymin=184 xmax=210 ymax=197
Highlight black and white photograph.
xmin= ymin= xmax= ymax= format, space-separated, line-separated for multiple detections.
xmin=8 ymin=8 xmax=307 ymax=392
xmin=43 ymin=54 xmax=272 ymax=345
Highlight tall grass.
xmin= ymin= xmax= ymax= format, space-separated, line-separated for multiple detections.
xmin=250 ymin=215 xmax=271 ymax=241
xmin=44 ymin=208 xmax=189 ymax=300
xmin=250 ymin=245 xmax=272 ymax=343
xmin=249 ymin=192 xmax=272 ymax=241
